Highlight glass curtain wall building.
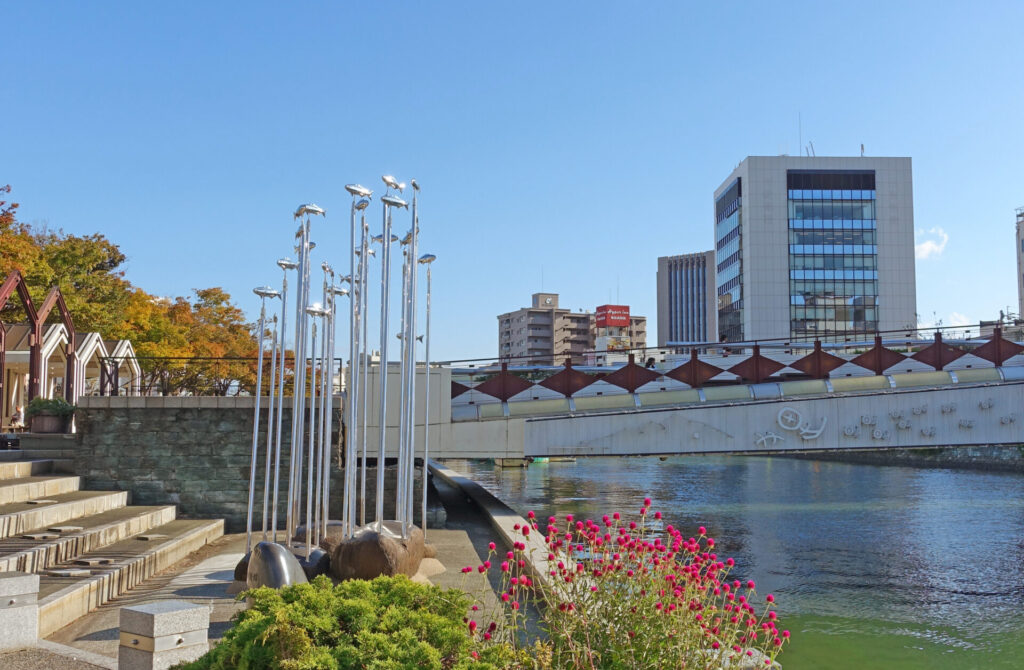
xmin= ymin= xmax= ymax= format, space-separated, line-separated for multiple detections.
xmin=788 ymin=170 xmax=878 ymax=340
xmin=713 ymin=156 xmax=915 ymax=345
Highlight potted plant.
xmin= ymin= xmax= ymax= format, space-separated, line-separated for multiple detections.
xmin=25 ymin=397 xmax=76 ymax=434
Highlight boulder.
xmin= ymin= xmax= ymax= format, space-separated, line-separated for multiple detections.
xmin=329 ymin=521 xmax=425 ymax=581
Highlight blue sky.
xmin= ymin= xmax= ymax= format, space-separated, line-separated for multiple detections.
xmin=4 ymin=1 xmax=1023 ymax=361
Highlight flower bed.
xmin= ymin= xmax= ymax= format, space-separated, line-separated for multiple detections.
xmin=461 ymin=498 xmax=790 ymax=668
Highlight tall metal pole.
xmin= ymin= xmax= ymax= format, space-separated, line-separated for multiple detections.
xmin=343 ymin=186 xmax=371 ymax=539
xmin=405 ymin=183 xmax=420 ymax=535
xmin=272 ymin=259 xmax=296 ymax=542
xmin=418 ymin=253 xmax=435 ymax=540
xmin=359 ymin=233 xmax=373 ymax=528
xmin=396 ymin=248 xmax=411 ymax=535
xmin=261 ymin=314 xmax=278 ymax=541
xmin=376 ymin=187 xmax=407 ymax=529
xmin=246 ymin=288 xmax=278 ymax=553
xmin=288 ymin=204 xmax=324 ymax=546
xmin=305 ymin=307 xmax=319 ymax=559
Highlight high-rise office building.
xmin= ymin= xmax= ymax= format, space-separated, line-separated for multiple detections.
xmin=656 ymin=251 xmax=717 ymax=346
xmin=714 ymin=156 xmax=916 ymax=343
xmin=1016 ymin=207 xmax=1024 ymax=319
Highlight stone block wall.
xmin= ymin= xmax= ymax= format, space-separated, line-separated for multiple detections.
xmin=74 ymin=397 xmax=443 ymax=532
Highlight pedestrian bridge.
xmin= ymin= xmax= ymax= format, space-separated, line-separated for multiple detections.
xmin=407 ymin=331 xmax=1024 ymax=459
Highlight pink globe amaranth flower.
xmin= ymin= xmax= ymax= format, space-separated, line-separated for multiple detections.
xmin=488 ymin=542 xmax=496 ymax=551
xmin=527 ymin=510 xmax=535 ymax=519
xmin=507 ymin=551 xmax=514 ymax=559
xmin=591 ymin=585 xmax=598 ymax=592
xmin=471 ymin=605 xmax=479 ymax=611
xmin=565 ymin=514 xmax=574 ymax=522
xmin=747 ymin=580 xmax=756 ymax=589
xmin=462 ymin=567 xmax=472 ymax=574
xmin=627 ymin=569 xmax=635 ymax=577
xmin=613 ymin=512 xmax=621 ymax=520
xmin=518 ymin=559 xmax=526 ymax=568
xmin=477 ymin=565 xmax=486 ymax=573
xmin=471 ymin=651 xmax=478 ymax=659
xmin=501 ymin=561 xmax=509 ymax=572
xmin=644 ymin=497 xmax=652 ymax=506
xmin=511 ymin=602 xmax=519 ymax=610
xmin=483 ymin=632 xmax=491 ymax=641
xmin=654 ymin=511 xmax=662 ymax=520
xmin=726 ymin=557 xmax=735 ymax=567
xmin=501 ymin=593 xmax=510 ymax=602
xmin=510 ymin=576 xmax=518 ymax=585
xmin=468 ymin=620 xmax=478 ymax=632
xmin=766 ymin=594 xmax=774 ymax=603
xmin=483 ymin=560 xmax=491 ymax=569
xmin=513 ymin=523 xmax=520 ymax=531
xmin=699 ymin=526 xmax=707 ymax=535
xmin=629 ymin=521 xmax=637 ymax=529
xmin=522 ymin=526 xmax=530 ymax=536
xmin=712 ymin=641 xmax=720 ymax=650
xmin=782 ymin=630 xmax=791 ymax=638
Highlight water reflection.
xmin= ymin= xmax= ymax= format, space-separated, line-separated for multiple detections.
xmin=448 ymin=455 xmax=1024 ymax=669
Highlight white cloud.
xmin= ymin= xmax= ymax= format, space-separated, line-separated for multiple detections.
xmin=949 ymin=312 xmax=971 ymax=327
xmin=915 ymin=227 xmax=949 ymax=260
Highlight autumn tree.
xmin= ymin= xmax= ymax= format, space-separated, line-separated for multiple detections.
xmin=0 ymin=185 xmax=260 ymax=395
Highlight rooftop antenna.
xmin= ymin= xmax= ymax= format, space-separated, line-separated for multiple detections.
xmin=860 ymin=143 xmax=865 ymax=157
xmin=808 ymin=140 xmax=816 ymax=157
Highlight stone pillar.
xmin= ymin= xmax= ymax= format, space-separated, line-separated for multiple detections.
xmin=118 ymin=600 xmax=210 ymax=670
xmin=0 ymin=572 xmax=39 ymax=650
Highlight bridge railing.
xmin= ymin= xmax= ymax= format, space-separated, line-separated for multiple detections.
xmin=449 ymin=326 xmax=1024 ymax=419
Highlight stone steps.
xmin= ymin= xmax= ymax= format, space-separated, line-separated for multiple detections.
xmin=0 ymin=449 xmax=226 ymax=638
xmin=0 ymin=475 xmax=82 ymax=505
xmin=0 ymin=489 xmax=130 ymax=539
xmin=37 ymin=517 xmax=225 ymax=637
xmin=0 ymin=459 xmax=53 ymax=480
xmin=0 ymin=504 xmax=177 ymax=572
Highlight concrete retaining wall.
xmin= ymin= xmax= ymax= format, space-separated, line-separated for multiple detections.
xmin=790 ymin=445 xmax=1024 ymax=473
xmin=74 ymin=397 xmax=441 ymax=532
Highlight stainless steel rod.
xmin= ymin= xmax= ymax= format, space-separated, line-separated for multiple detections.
xmin=245 ymin=301 xmax=268 ymax=553
xmin=261 ymin=315 xmax=278 ymax=540
xmin=375 ymin=204 xmax=394 ymax=528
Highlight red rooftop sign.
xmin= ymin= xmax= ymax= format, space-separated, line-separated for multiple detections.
xmin=596 ymin=304 xmax=630 ymax=328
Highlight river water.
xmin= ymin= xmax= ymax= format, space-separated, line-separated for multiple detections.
xmin=450 ymin=455 xmax=1024 ymax=669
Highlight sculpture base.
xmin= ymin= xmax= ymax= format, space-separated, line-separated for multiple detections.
xmin=329 ymin=521 xmax=425 ymax=581
xmin=245 ymin=541 xmax=308 ymax=590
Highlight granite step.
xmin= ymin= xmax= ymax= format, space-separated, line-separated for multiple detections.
xmin=37 ymin=518 xmax=225 ymax=637
xmin=0 ymin=475 xmax=81 ymax=505
xmin=0 ymin=504 xmax=177 ymax=572
xmin=0 ymin=458 xmax=53 ymax=480
xmin=0 ymin=489 xmax=129 ymax=539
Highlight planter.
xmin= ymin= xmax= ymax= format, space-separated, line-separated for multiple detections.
xmin=29 ymin=414 xmax=68 ymax=434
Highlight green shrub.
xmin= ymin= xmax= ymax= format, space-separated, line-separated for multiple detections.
xmin=24 ymin=396 xmax=75 ymax=419
xmin=177 ymin=575 xmax=522 ymax=670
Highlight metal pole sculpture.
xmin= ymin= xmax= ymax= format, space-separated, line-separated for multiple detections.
xmin=271 ymin=258 xmax=297 ymax=541
xmin=417 ymin=253 xmax=436 ymax=539
xmin=262 ymin=313 xmax=279 ymax=541
xmin=376 ymin=177 xmax=407 ymax=530
xmin=314 ymin=265 xmax=331 ymax=549
xmin=359 ymin=241 xmax=375 ymax=527
xmin=305 ymin=303 xmax=328 ymax=559
xmin=344 ymin=186 xmax=371 ymax=537
xmin=404 ymin=180 xmax=420 ymax=536
xmin=327 ymin=283 xmax=349 ymax=536
xmin=287 ymin=204 xmax=325 ymax=546
xmin=395 ymin=243 xmax=411 ymax=536
xmin=247 ymin=286 xmax=280 ymax=554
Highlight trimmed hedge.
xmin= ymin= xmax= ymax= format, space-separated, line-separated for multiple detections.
xmin=178 ymin=575 xmax=521 ymax=670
